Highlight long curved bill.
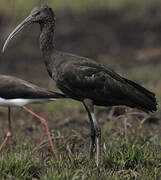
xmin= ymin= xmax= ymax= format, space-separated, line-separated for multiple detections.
xmin=2 ymin=15 xmax=34 ymax=53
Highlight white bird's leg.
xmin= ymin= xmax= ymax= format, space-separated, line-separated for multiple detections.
xmin=22 ymin=106 xmax=56 ymax=157
xmin=83 ymin=99 xmax=101 ymax=168
xmin=0 ymin=107 xmax=12 ymax=152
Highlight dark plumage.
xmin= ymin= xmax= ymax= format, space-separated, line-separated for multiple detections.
xmin=0 ymin=75 xmax=65 ymax=99
xmin=3 ymin=5 xmax=157 ymax=168
xmin=48 ymin=51 xmax=156 ymax=113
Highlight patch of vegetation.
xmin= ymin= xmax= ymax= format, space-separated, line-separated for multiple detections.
xmin=0 ymin=153 xmax=42 ymax=179
xmin=0 ymin=109 xmax=160 ymax=179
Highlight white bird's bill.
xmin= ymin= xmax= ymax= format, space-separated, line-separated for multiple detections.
xmin=0 ymin=98 xmax=57 ymax=107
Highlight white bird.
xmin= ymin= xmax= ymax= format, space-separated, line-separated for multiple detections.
xmin=0 ymin=75 xmax=66 ymax=156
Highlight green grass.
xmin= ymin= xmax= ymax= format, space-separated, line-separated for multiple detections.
xmin=1 ymin=144 xmax=160 ymax=179
xmin=0 ymin=106 xmax=161 ymax=179
xmin=0 ymin=153 xmax=42 ymax=179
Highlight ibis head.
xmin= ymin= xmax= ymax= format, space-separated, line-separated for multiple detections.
xmin=2 ymin=5 xmax=55 ymax=53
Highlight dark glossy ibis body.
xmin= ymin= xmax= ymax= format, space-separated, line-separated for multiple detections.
xmin=3 ymin=6 xmax=157 ymax=168
xmin=0 ymin=75 xmax=66 ymax=156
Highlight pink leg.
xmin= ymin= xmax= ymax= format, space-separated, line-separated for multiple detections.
xmin=22 ymin=106 xmax=56 ymax=157
xmin=0 ymin=107 xmax=12 ymax=152
xmin=108 ymin=106 xmax=115 ymax=119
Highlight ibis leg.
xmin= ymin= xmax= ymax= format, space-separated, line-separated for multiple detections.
xmin=83 ymin=101 xmax=96 ymax=159
xmin=83 ymin=99 xmax=101 ymax=168
xmin=0 ymin=107 xmax=12 ymax=152
xmin=91 ymin=112 xmax=101 ymax=168
xmin=22 ymin=106 xmax=56 ymax=157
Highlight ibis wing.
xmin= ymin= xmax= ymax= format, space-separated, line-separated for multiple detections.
xmin=57 ymin=63 xmax=130 ymax=100
xmin=57 ymin=62 xmax=156 ymax=111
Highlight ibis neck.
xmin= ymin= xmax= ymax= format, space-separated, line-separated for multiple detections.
xmin=40 ymin=22 xmax=55 ymax=57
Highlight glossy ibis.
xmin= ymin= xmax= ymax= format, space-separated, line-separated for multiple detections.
xmin=2 ymin=5 xmax=157 ymax=168
xmin=0 ymin=75 xmax=66 ymax=156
